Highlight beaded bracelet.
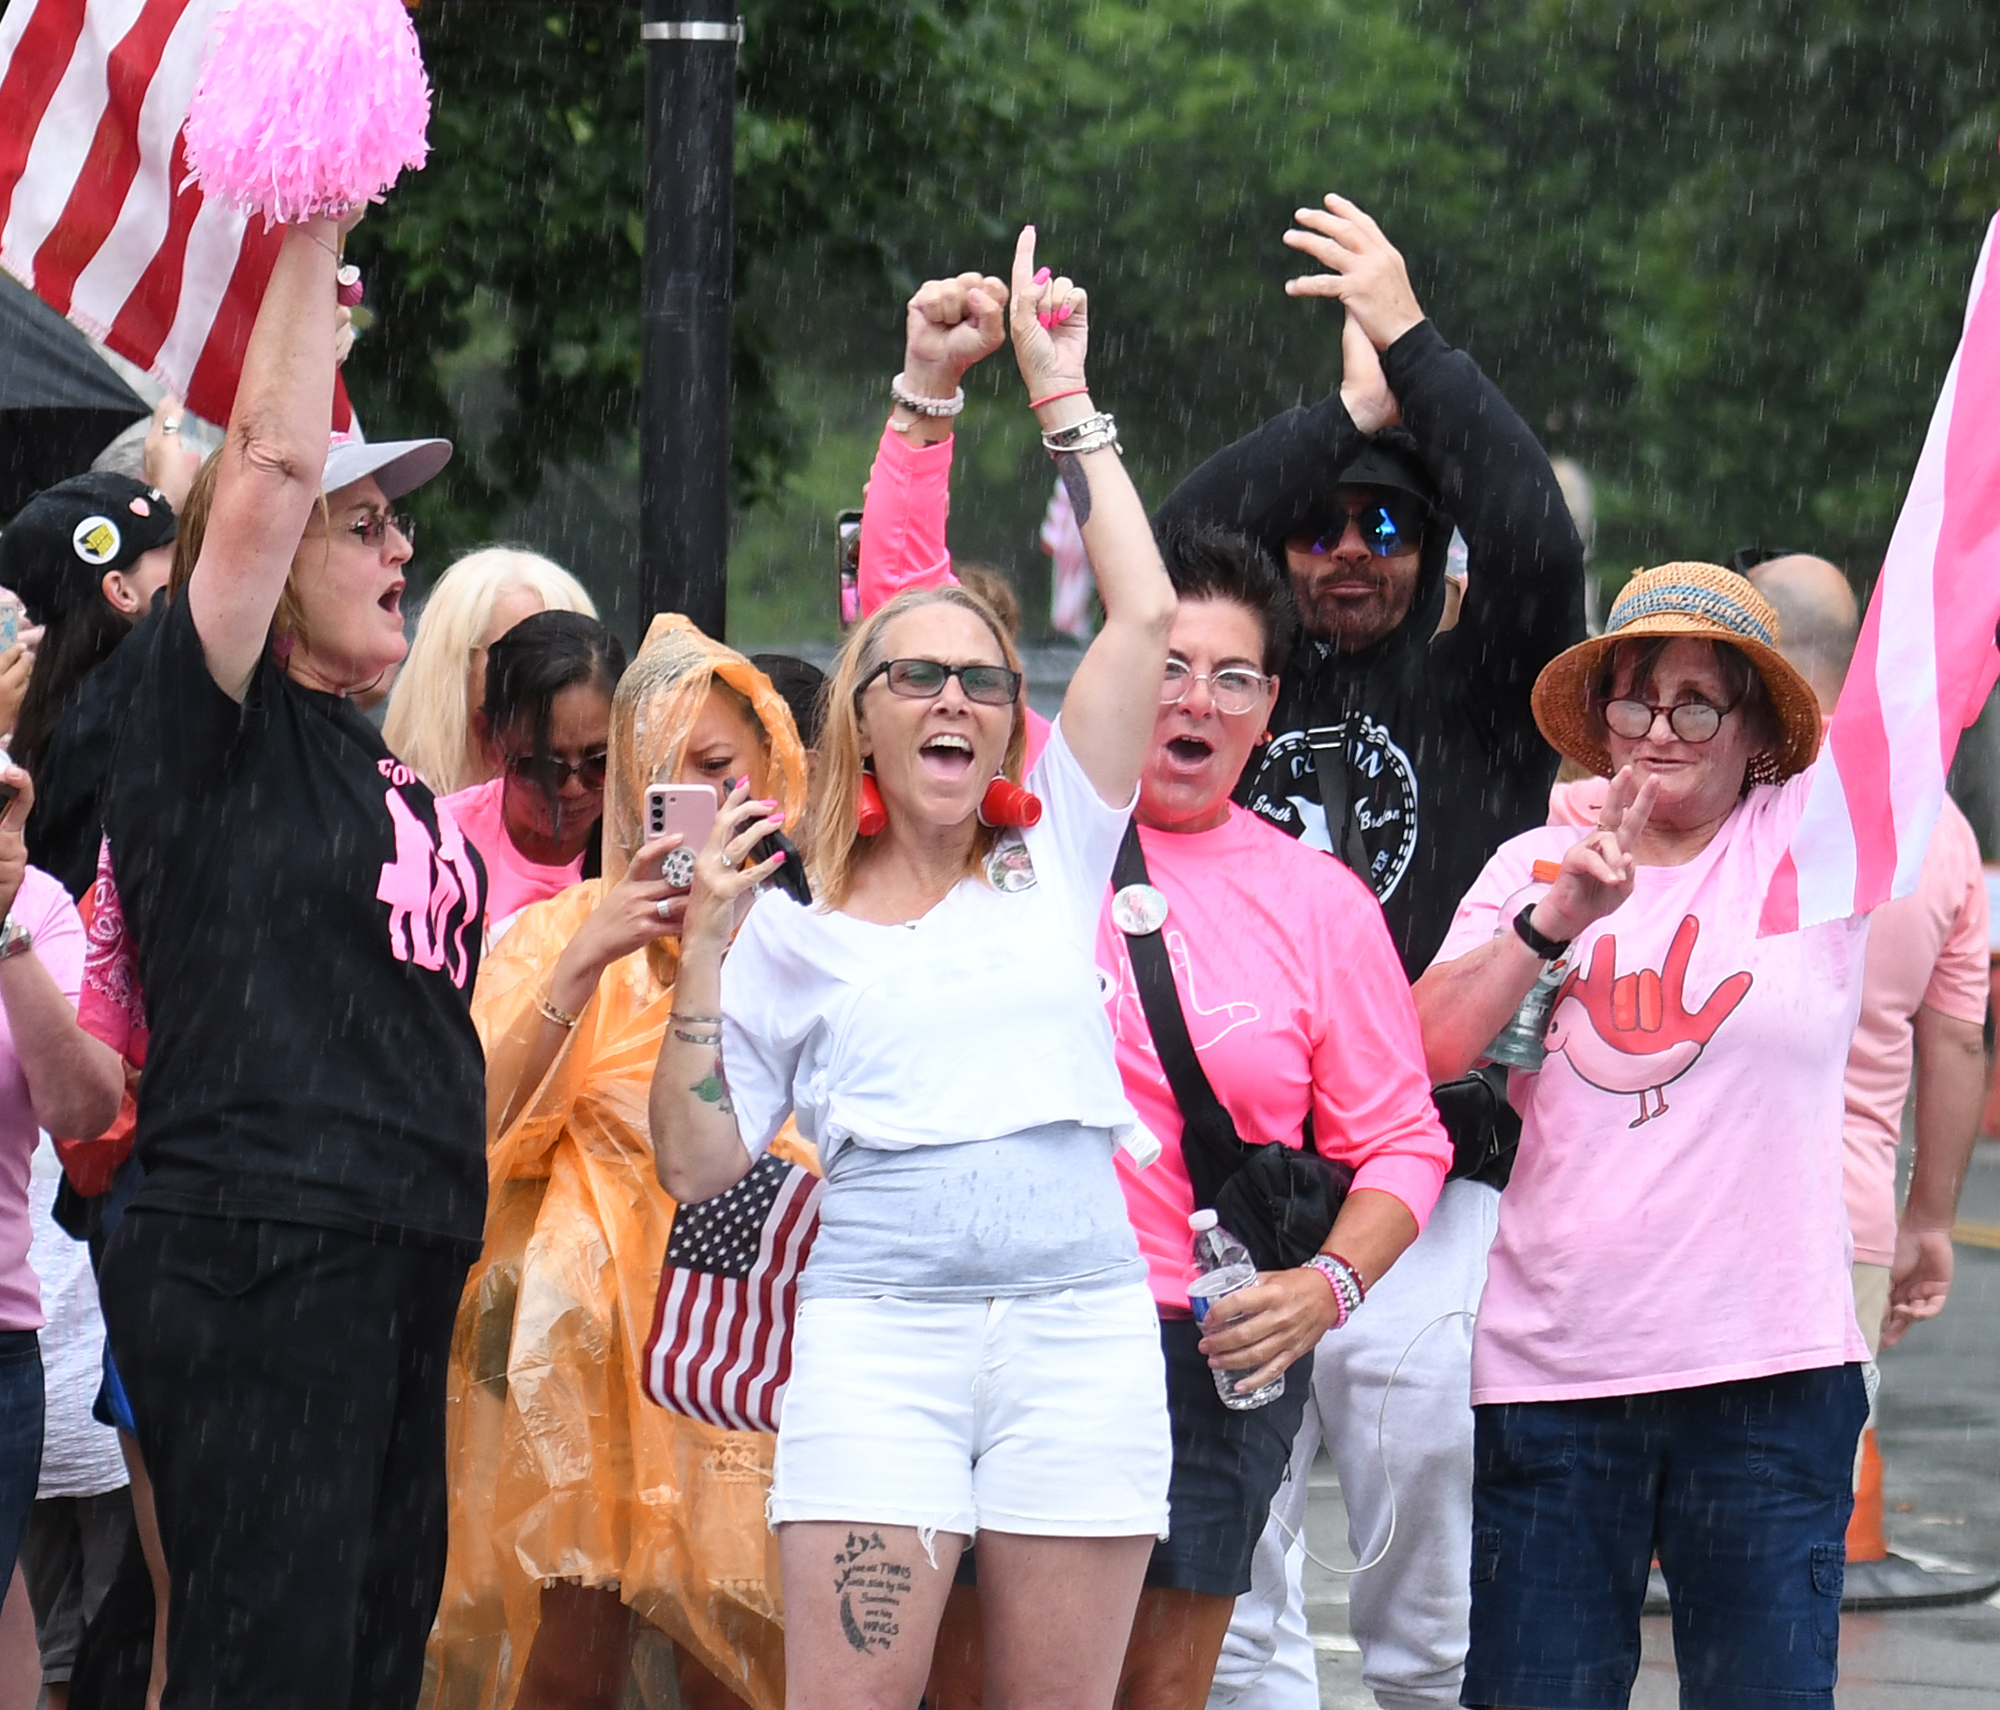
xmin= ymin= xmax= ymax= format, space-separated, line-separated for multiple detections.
xmin=1308 ymin=1253 xmax=1365 ymax=1328
xmin=889 ymin=373 xmax=966 ymax=417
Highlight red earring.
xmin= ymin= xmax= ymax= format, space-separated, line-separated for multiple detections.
xmin=856 ymin=769 xmax=887 ymax=837
xmin=978 ymin=776 xmax=1043 ymax=829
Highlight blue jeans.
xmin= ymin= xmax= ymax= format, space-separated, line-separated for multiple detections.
xmin=1463 ymin=1364 xmax=1868 ymax=1710
xmin=0 ymin=1328 xmax=46 ymax=1581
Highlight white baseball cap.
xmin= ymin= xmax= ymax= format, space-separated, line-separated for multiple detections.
xmin=322 ymin=433 xmax=452 ymax=501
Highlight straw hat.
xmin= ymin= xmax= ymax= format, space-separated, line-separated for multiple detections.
xmin=1531 ymin=561 xmax=1823 ymax=782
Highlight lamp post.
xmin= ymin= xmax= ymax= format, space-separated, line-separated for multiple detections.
xmin=638 ymin=0 xmax=738 ymax=637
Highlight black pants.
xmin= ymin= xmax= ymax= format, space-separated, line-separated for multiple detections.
xmin=97 ymin=1210 xmax=469 ymax=1710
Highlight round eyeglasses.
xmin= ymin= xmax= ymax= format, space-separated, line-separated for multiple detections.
xmin=1160 ymin=659 xmax=1270 ymax=716
xmin=1600 ymin=697 xmax=1739 ymax=744
xmin=858 ymin=658 xmax=1022 ymax=706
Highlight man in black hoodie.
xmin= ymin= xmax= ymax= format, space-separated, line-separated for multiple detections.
xmin=1155 ymin=198 xmax=1584 ymax=1710
xmin=1155 ymin=195 xmax=1584 ymax=977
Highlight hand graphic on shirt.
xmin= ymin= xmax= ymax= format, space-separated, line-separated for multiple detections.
xmin=1105 ymin=929 xmax=1260 ymax=1054
xmin=1544 ymin=914 xmax=1751 ymax=1128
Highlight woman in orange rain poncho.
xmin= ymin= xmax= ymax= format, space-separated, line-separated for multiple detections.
xmin=425 ymin=615 xmax=810 ymax=1710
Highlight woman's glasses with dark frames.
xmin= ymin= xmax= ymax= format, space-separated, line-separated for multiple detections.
xmin=1600 ymin=697 xmax=1740 ymax=743
xmin=506 ymin=749 xmax=609 ymax=792
xmin=1159 ymin=660 xmax=1269 ymax=715
xmin=859 ymin=658 xmax=1022 ymax=706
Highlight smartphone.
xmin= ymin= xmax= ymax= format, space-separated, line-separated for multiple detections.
xmin=836 ymin=507 xmax=863 ymax=626
xmin=645 ymin=783 xmax=718 ymax=887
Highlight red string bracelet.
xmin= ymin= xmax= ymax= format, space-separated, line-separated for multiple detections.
xmin=1324 ymin=1251 xmax=1368 ymax=1299
xmin=1029 ymin=386 xmax=1090 ymax=411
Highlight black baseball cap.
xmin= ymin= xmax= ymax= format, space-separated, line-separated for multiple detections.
xmin=0 ymin=472 xmax=178 ymax=623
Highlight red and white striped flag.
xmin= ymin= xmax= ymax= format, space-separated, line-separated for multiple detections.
xmin=1763 ymin=213 xmax=2000 ymax=935
xmin=641 ymin=1152 xmax=823 ymax=1436
xmin=0 ymin=0 xmax=348 ymax=431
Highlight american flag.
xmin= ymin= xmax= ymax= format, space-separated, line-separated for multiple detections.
xmin=641 ymin=1153 xmax=823 ymax=1436
xmin=1763 ymin=212 xmax=2000 ymax=936
xmin=0 ymin=0 xmax=351 ymax=430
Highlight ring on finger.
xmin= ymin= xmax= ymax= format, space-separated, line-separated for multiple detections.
xmin=655 ymin=898 xmax=680 ymax=919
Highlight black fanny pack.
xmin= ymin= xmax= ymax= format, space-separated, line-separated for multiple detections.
xmin=1432 ymin=1063 xmax=1520 ymax=1189
xmin=1113 ymin=822 xmax=1353 ymax=1273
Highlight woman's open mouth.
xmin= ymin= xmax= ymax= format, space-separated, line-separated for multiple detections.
xmin=378 ymin=579 xmax=406 ymax=619
xmin=918 ymin=731 xmax=976 ymax=781
xmin=1163 ymin=734 xmax=1214 ymax=772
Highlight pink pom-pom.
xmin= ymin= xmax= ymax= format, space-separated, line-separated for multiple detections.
xmin=182 ymin=0 xmax=431 ymax=224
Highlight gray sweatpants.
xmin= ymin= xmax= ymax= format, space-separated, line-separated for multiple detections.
xmin=1208 ymin=1178 xmax=1500 ymax=1710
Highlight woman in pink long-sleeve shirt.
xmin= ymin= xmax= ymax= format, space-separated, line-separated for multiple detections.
xmin=870 ymin=277 xmax=1449 ymax=1710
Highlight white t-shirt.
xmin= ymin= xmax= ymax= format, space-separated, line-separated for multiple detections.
xmin=723 ymin=718 xmax=1140 ymax=1164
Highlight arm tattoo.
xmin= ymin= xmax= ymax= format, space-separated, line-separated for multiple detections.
xmin=1055 ymin=450 xmax=1092 ymax=526
xmin=832 ymin=1530 xmax=911 ymax=1653
xmin=691 ymin=1051 xmax=734 ymax=1116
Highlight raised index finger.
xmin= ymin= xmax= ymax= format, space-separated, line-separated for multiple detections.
xmin=1009 ymin=226 xmax=1040 ymax=325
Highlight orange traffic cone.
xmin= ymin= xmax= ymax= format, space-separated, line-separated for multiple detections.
xmin=1847 ymin=1426 xmax=1887 ymax=1562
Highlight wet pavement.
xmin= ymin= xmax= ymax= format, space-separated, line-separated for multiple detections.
xmin=1301 ymin=1138 xmax=2000 ymax=1708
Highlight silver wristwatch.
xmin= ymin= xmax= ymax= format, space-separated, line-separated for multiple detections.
xmin=0 ymin=914 xmax=34 ymax=962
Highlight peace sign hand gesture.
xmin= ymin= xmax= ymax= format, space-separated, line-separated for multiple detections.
xmin=1536 ymin=765 xmax=1657 ymax=942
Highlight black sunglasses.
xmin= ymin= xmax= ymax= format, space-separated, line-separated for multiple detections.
xmin=1288 ymin=494 xmax=1429 ymax=560
xmin=858 ymin=658 xmax=1022 ymax=706
xmin=506 ymin=748 xmax=609 ymax=792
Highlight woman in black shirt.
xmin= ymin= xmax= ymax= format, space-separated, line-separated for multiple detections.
xmin=95 ymin=215 xmax=487 ymax=1709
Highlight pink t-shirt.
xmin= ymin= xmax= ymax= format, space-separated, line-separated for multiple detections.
xmin=1437 ymin=776 xmax=1871 ymax=1404
xmin=0 ymin=867 xmax=88 ymax=1330
xmin=438 ymin=777 xmax=582 ymax=944
xmin=1842 ymin=796 xmax=1988 ymax=1262
xmin=859 ymin=422 xmax=1052 ymax=770
xmin=1551 ymin=775 xmax=1992 ymax=1268
xmin=1099 ymin=808 xmax=1451 ymax=1311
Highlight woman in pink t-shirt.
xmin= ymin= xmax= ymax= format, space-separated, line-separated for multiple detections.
xmin=1416 ymin=563 xmax=1946 ymax=1710
xmin=440 ymin=610 xmax=625 ymax=947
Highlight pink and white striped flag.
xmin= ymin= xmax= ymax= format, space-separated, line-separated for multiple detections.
xmin=1763 ymin=214 xmax=2000 ymax=935
xmin=0 ymin=0 xmax=349 ymax=432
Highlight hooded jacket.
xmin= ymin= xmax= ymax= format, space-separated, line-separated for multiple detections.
xmin=1153 ymin=319 xmax=1585 ymax=978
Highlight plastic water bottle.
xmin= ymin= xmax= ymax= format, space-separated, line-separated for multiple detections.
xmin=1483 ymin=860 xmax=1570 ymax=1071
xmin=1186 ymin=1209 xmax=1282 ymax=1411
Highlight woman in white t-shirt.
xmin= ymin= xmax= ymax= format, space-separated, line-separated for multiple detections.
xmin=649 ymin=229 xmax=1177 ymax=1710
xmin=1414 ymin=561 xmax=1968 ymax=1710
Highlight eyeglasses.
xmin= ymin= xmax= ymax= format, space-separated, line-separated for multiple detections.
xmin=1601 ymin=697 xmax=1740 ymax=744
xmin=346 ymin=509 xmax=415 ymax=551
xmin=1160 ymin=659 xmax=1269 ymax=715
xmin=858 ymin=658 xmax=1022 ymax=706
xmin=1287 ymin=495 xmax=1428 ymax=560
xmin=506 ymin=748 xmax=609 ymax=793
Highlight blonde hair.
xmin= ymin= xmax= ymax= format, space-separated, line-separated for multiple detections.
xmin=382 ymin=547 xmax=596 ymax=794
xmin=807 ymin=586 xmax=1027 ymax=910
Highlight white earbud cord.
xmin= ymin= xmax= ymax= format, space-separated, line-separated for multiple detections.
xmin=1272 ymin=1308 xmax=1477 ymax=1576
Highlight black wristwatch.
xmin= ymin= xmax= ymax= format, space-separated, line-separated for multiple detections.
xmin=1511 ymin=903 xmax=1570 ymax=962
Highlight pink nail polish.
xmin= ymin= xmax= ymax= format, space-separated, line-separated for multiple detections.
xmin=1056 ymin=303 xmax=1074 ymax=324
xmin=1038 ymin=311 xmax=1053 ymax=328
xmin=1033 ymin=266 xmax=1051 ymax=286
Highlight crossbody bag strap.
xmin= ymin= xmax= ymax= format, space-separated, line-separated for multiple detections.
xmin=1113 ymin=820 xmax=1245 ymax=1211
xmin=1307 ymin=721 xmax=1369 ymax=876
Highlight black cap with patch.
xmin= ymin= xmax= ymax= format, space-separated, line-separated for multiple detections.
xmin=0 ymin=471 xmax=177 ymax=623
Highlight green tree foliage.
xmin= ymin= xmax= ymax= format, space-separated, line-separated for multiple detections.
xmin=344 ymin=0 xmax=1033 ymax=571
xmin=347 ymin=0 xmax=2000 ymax=615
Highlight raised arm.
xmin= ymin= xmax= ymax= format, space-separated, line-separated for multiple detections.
xmin=1009 ymin=228 xmax=1175 ymax=804
xmin=187 ymin=219 xmax=340 ymax=701
xmin=856 ymin=274 xmax=1009 ymax=613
